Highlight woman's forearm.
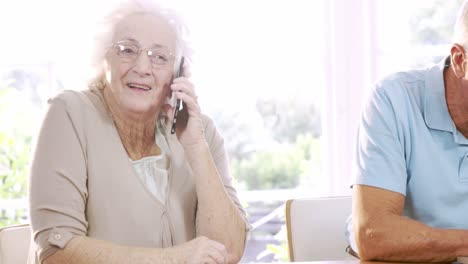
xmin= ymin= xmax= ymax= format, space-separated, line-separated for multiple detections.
xmin=185 ymin=142 xmax=247 ymax=263
xmin=43 ymin=236 xmax=178 ymax=264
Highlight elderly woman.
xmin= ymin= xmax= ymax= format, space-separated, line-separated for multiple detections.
xmin=27 ymin=1 xmax=249 ymax=264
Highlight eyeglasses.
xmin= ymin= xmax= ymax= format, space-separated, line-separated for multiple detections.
xmin=110 ymin=40 xmax=174 ymax=68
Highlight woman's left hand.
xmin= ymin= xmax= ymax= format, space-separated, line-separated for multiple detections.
xmin=164 ymin=66 xmax=205 ymax=148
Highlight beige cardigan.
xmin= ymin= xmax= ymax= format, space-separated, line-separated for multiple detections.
xmin=28 ymin=89 xmax=247 ymax=263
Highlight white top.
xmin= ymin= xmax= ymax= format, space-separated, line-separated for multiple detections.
xmin=131 ymin=122 xmax=171 ymax=204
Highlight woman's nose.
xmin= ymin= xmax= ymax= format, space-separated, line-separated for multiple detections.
xmin=132 ymin=52 xmax=152 ymax=76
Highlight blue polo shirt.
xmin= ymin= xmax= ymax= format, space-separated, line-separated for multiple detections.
xmin=346 ymin=58 xmax=468 ymax=253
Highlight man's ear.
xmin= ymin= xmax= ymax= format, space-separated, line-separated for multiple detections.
xmin=451 ymin=44 xmax=467 ymax=78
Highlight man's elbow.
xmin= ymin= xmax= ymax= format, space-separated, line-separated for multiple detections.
xmin=355 ymin=224 xmax=386 ymax=261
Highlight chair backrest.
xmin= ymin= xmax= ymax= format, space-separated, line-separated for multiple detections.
xmin=0 ymin=224 xmax=31 ymax=264
xmin=285 ymin=196 xmax=354 ymax=261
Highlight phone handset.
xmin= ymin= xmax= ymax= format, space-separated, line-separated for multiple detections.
xmin=170 ymin=57 xmax=185 ymax=134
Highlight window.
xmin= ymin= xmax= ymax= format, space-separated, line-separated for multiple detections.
xmin=375 ymin=0 xmax=464 ymax=77
xmin=0 ymin=0 xmax=464 ymax=262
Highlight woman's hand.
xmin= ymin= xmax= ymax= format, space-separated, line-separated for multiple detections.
xmin=168 ymin=236 xmax=228 ymax=264
xmin=163 ymin=65 xmax=206 ymax=149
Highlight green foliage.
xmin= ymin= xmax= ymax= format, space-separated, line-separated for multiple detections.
xmin=0 ymin=87 xmax=36 ymax=227
xmin=256 ymin=97 xmax=321 ymax=144
xmin=258 ymin=213 xmax=290 ymax=262
xmin=0 ymin=131 xmax=30 ymax=199
xmin=232 ymin=134 xmax=320 ymax=190
xmin=0 ymin=209 xmax=27 ymax=227
xmin=232 ymin=147 xmax=301 ymax=190
xmin=409 ymin=0 xmax=466 ymax=45
xmin=265 ymin=243 xmax=289 ymax=261
xmin=211 ymin=110 xmax=265 ymax=160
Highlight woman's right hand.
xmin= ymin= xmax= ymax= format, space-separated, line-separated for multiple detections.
xmin=170 ymin=236 xmax=228 ymax=264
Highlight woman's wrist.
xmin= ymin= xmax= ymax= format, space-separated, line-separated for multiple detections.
xmin=160 ymin=246 xmax=183 ymax=263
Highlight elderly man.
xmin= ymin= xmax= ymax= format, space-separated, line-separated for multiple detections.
xmin=346 ymin=1 xmax=468 ymax=262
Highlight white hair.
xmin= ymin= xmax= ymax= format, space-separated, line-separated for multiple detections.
xmin=453 ymin=1 xmax=468 ymax=48
xmin=90 ymin=0 xmax=191 ymax=88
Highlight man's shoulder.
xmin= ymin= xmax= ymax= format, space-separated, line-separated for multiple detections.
xmin=371 ymin=66 xmax=434 ymax=108
xmin=376 ymin=67 xmax=428 ymax=93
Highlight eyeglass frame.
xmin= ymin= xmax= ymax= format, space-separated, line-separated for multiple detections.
xmin=108 ymin=39 xmax=176 ymax=68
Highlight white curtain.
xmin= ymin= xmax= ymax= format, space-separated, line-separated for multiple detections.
xmin=321 ymin=0 xmax=378 ymax=195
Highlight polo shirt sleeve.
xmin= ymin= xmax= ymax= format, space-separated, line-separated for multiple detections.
xmin=353 ymin=80 xmax=408 ymax=195
xmin=29 ymin=92 xmax=88 ymax=263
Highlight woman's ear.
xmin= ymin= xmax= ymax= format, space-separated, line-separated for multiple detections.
xmin=451 ymin=44 xmax=467 ymax=78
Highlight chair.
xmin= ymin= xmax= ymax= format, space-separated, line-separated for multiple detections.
xmin=0 ymin=224 xmax=31 ymax=264
xmin=285 ymin=196 xmax=355 ymax=261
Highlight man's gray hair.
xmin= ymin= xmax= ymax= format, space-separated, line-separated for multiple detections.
xmin=453 ymin=1 xmax=468 ymax=48
xmin=92 ymin=0 xmax=191 ymax=78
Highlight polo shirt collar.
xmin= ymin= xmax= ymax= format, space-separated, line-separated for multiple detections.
xmin=424 ymin=56 xmax=468 ymax=144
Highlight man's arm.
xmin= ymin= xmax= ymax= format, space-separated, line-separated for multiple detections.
xmin=354 ymin=184 xmax=468 ymax=262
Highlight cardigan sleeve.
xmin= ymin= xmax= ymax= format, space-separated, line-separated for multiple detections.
xmin=29 ymin=92 xmax=88 ymax=263
xmin=203 ymin=115 xmax=251 ymax=231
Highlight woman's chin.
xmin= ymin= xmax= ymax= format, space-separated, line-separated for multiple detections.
xmin=118 ymin=91 xmax=165 ymax=117
xmin=122 ymin=101 xmax=157 ymax=116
